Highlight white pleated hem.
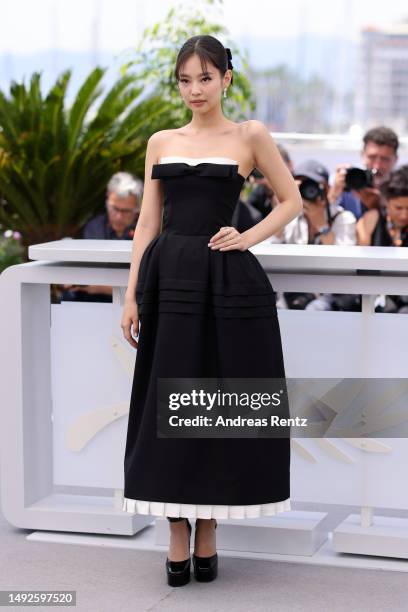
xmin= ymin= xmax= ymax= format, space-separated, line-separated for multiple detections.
xmin=121 ymin=496 xmax=291 ymax=519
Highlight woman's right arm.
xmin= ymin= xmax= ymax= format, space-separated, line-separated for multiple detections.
xmin=121 ymin=132 xmax=164 ymax=347
xmin=356 ymin=209 xmax=379 ymax=246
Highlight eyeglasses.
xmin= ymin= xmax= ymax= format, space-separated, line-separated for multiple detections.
xmin=106 ymin=203 xmax=137 ymax=216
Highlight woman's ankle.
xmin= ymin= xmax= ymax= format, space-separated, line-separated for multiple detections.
xmin=168 ymin=520 xmax=190 ymax=562
xmin=194 ymin=518 xmax=217 ymax=557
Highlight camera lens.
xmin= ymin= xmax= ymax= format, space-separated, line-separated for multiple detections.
xmin=299 ymin=179 xmax=320 ymax=202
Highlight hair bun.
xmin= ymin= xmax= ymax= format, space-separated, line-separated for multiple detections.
xmin=225 ymin=47 xmax=233 ymax=70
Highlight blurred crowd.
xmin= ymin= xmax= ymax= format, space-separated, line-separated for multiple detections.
xmin=62 ymin=125 xmax=408 ymax=312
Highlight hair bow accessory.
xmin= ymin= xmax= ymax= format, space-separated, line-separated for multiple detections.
xmin=225 ymin=47 xmax=233 ymax=70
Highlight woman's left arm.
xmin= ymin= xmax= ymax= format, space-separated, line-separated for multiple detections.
xmin=241 ymin=120 xmax=303 ymax=249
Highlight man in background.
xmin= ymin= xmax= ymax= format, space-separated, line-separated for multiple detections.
xmin=61 ymin=172 xmax=142 ymax=302
xmin=328 ymin=126 xmax=399 ymax=220
xmin=83 ymin=171 xmax=142 ymax=240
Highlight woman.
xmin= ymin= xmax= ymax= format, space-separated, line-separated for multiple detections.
xmin=356 ymin=164 xmax=408 ymax=313
xmin=120 ymin=34 xmax=302 ymax=587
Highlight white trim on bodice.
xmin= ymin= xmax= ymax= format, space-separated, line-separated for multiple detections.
xmin=159 ymin=156 xmax=238 ymax=165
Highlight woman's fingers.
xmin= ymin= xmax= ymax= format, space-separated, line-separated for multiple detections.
xmin=218 ymin=237 xmax=246 ymax=251
xmin=131 ymin=319 xmax=140 ymax=343
xmin=121 ymin=316 xmax=139 ymax=348
xmin=209 ymin=226 xmax=237 ymax=243
xmin=209 ymin=227 xmax=240 ymax=248
xmin=208 ymin=227 xmax=231 ymax=244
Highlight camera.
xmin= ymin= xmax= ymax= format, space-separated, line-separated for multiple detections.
xmin=298 ymin=178 xmax=325 ymax=202
xmin=344 ymin=167 xmax=375 ymax=191
xmin=250 ymin=168 xmax=264 ymax=179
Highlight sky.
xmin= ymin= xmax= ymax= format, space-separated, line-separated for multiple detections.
xmin=0 ymin=0 xmax=407 ymax=55
xmin=1 ymin=0 xmax=407 ymax=108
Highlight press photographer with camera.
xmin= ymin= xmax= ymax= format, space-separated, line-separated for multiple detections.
xmin=270 ymin=159 xmax=358 ymax=310
xmin=271 ymin=159 xmax=356 ymax=246
xmin=328 ymin=126 xmax=399 ymax=220
xmin=356 ymin=165 xmax=408 ymax=313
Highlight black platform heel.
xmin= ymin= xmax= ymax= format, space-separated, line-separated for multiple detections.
xmin=166 ymin=517 xmax=192 ymax=587
xmin=193 ymin=518 xmax=218 ymax=582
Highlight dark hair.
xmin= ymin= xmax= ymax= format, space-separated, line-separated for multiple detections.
xmin=380 ymin=165 xmax=408 ymax=201
xmin=363 ymin=126 xmax=399 ymax=154
xmin=175 ymin=35 xmax=234 ymax=86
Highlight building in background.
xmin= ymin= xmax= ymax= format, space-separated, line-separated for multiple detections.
xmin=355 ymin=21 xmax=408 ymax=132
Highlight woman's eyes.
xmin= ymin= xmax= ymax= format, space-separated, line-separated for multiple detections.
xmin=180 ymin=77 xmax=211 ymax=83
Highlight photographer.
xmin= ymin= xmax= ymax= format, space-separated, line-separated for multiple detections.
xmin=356 ymin=164 xmax=408 ymax=313
xmin=61 ymin=172 xmax=142 ymax=303
xmin=270 ymin=159 xmax=358 ymax=311
xmin=328 ymin=126 xmax=399 ymax=220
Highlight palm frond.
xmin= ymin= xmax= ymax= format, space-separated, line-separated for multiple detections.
xmin=67 ymin=67 xmax=106 ymax=150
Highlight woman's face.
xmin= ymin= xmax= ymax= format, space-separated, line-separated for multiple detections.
xmin=177 ymin=53 xmax=230 ymax=112
xmin=388 ymin=197 xmax=408 ymax=228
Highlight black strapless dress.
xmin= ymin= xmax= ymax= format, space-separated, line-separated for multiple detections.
xmin=122 ymin=157 xmax=291 ymax=519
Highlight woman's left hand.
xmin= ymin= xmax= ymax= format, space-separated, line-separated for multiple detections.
xmin=208 ymin=226 xmax=248 ymax=251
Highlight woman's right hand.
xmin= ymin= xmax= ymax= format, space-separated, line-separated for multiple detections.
xmin=121 ymin=297 xmax=139 ymax=349
xmin=327 ymin=164 xmax=350 ymax=204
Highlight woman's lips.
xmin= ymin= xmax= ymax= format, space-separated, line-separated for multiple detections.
xmin=191 ymin=100 xmax=205 ymax=105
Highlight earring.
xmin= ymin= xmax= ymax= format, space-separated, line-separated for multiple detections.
xmin=223 ymin=88 xmax=227 ymax=98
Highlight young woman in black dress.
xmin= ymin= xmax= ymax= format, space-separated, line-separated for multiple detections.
xmin=121 ymin=34 xmax=302 ymax=586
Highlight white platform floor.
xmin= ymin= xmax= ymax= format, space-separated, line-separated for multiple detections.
xmin=27 ymin=522 xmax=408 ymax=574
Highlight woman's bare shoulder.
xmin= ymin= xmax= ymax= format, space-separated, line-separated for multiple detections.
xmin=148 ymin=128 xmax=179 ymax=143
xmin=226 ymin=119 xmax=261 ymax=133
xmin=147 ymin=129 xmax=181 ymax=161
xmin=235 ymin=120 xmax=273 ymax=150
xmin=236 ymin=119 xmax=269 ymax=134
xmin=235 ymin=120 xmax=275 ymax=167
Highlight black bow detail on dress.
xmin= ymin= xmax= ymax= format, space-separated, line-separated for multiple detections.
xmin=151 ymin=162 xmax=240 ymax=180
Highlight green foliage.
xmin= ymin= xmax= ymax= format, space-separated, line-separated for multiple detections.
xmin=0 ymin=0 xmax=254 ymax=260
xmin=121 ymin=0 xmax=255 ymax=127
xmin=0 ymin=231 xmax=24 ymax=273
xmin=0 ymin=68 xmax=169 ymax=249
